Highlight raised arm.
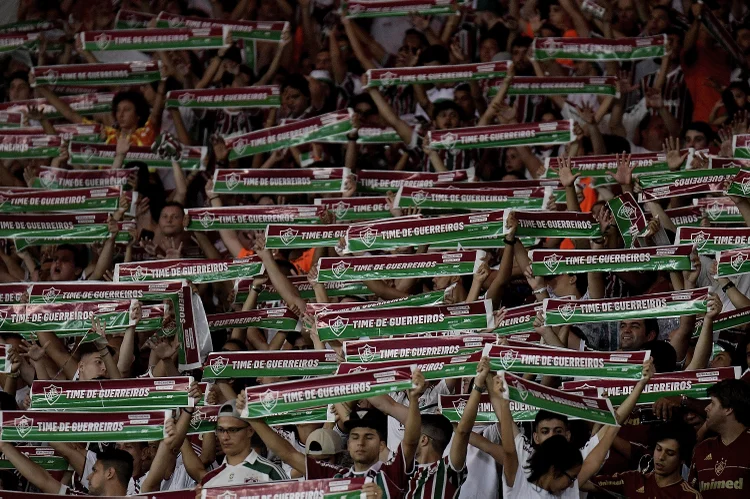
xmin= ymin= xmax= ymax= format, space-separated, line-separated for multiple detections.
xmin=0 ymin=442 xmax=63 ymax=493
xmin=452 ymin=358 xmax=490 ymax=470
xmin=36 ymin=86 xmax=84 ymax=124
xmin=686 ymin=293 xmax=722 ymax=371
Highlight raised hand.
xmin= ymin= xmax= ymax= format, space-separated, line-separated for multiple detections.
xmin=663 ymin=136 xmax=688 ymax=171
xmin=606 ymin=152 xmax=634 ymax=186
xmin=557 ymin=154 xmax=581 ymax=188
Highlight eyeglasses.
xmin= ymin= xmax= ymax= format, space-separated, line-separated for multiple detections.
xmin=215 ymin=426 xmax=248 ymax=435
xmin=562 ymin=470 xmax=577 ymax=486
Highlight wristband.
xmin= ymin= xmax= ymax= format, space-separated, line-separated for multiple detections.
xmin=722 ymin=281 xmax=736 ymax=293
xmin=473 ymin=384 xmax=486 ymax=394
xmin=251 ymin=285 xmax=263 ymax=293
xmin=7 ymin=372 xmax=19 ymax=379
xmin=208 ymin=196 xmax=220 ymax=202
xmin=533 ymin=287 xmax=547 ymax=295
xmin=183 ymin=408 xmax=196 ymax=415
xmin=503 ymin=237 xmax=517 ymax=245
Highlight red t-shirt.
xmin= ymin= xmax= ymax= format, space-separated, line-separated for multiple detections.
xmin=306 ymin=443 xmax=411 ymax=498
xmin=592 ymin=470 xmax=700 ymax=498
xmin=689 ymin=428 xmax=750 ymax=498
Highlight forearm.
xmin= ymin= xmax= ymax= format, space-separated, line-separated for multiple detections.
xmin=49 ymin=443 xmax=86 ymax=475
xmin=686 ymin=317 xmax=713 ymax=370
xmin=249 ymin=419 xmax=306 ymax=473
xmin=0 ymin=443 xmax=62 ymax=493
xmin=116 ymin=326 xmax=136 ymax=376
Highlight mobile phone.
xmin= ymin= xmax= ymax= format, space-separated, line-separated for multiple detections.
xmin=140 ymin=230 xmax=155 ymax=242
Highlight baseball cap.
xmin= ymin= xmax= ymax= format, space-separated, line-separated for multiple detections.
xmin=218 ymin=400 xmax=244 ymax=420
xmin=306 ymin=428 xmax=343 ymax=456
xmin=343 ymin=408 xmax=388 ymax=440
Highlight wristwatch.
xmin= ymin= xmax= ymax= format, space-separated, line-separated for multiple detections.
xmin=473 ymin=384 xmax=487 ymax=394
xmin=722 ymin=281 xmax=736 ymax=293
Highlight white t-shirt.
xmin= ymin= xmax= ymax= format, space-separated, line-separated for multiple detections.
xmin=200 ymin=449 xmax=288 ymax=488
xmin=456 ymin=424 xmax=502 ymax=499
xmin=387 ymin=380 xmax=452 ymax=451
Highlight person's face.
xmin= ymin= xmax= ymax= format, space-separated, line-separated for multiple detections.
xmin=116 ymin=442 xmax=142 ymax=474
xmin=282 ymin=87 xmax=310 ymax=116
xmin=115 ymin=100 xmax=140 ymax=130
xmin=232 ymin=71 xmax=252 ymax=88
xmin=50 ymin=249 xmax=81 ymax=281
xmin=731 ymin=87 xmax=748 ymax=108
xmin=705 ymin=396 xmax=730 ymax=432
xmin=87 ymin=460 xmax=110 ymax=495
xmin=666 ymin=34 xmax=683 ymax=62
xmin=573 ymin=61 xmax=592 ymax=76
xmin=79 ymin=352 xmax=107 ymax=380
xmin=158 ymin=205 xmax=184 ymax=237
xmin=545 ymin=465 xmax=581 ymax=494
xmin=684 ymin=129 xmax=708 ymax=149
xmin=549 ymin=5 xmax=567 ymax=28
xmin=396 ymin=45 xmax=420 ymax=67
xmin=709 ymin=351 xmax=732 ymax=368
xmin=619 ymin=320 xmax=653 ymax=350
xmin=9 ymin=78 xmax=31 ymax=102
xmin=216 ymin=417 xmax=253 ymax=456
xmin=643 ymin=115 xmax=668 ymax=150
xmin=505 ymin=148 xmax=523 ymax=171
xmin=143 ymin=441 xmax=158 ymax=470
xmin=653 ymin=439 xmax=682 ymax=477
xmin=541 ymin=112 xmax=557 ymax=123
xmin=315 ymin=51 xmax=332 ymax=72
xmin=616 ymin=0 xmax=637 ymax=24
xmin=403 ymin=33 xmax=423 ymax=52
xmin=435 ymin=109 xmax=459 ymax=130
xmin=479 ymin=38 xmax=499 ymax=63
xmin=511 ymin=46 xmax=530 ymax=69
xmin=533 ymin=419 xmax=570 ymax=445
xmin=354 ymin=103 xmax=379 ymax=127
xmin=139 ymin=84 xmax=156 ymax=105
xmin=347 ymin=427 xmax=383 ymax=465
xmin=647 ymin=9 xmax=670 ymax=35
xmin=738 ymin=28 xmax=750 ymax=52
xmin=454 ymin=90 xmax=474 ymax=118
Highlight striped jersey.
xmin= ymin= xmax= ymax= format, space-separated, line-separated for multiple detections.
xmin=306 ymin=443 xmax=411 ymax=498
xmin=200 ymin=449 xmax=288 ymax=488
xmin=406 ymin=455 xmax=468 ymax=499
xmin=640 ymin=66 xmax=692 ymax=131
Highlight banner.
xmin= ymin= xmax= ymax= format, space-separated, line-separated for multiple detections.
xmin=0 ymin=93 xmax=114 ymax=119
xmin=0 ymin=283 xmax=27 ymax=304
xmin=224 ymin=111 xmax=352 ymax=159
xmin=694 ymin=307 xmax=750 ymax=338
xmin=0 ymin=446 xmax=70 ymax=473
xmin=204 ymin=350 xmax=338 ymax=378
xmin=0 ymin=410 xmax=168 ymax=442
xmin=364 ymin=62 xmax=510 ymax=88
xmin=488 ymin=76 xmax=619 ymax=97
xmin=32 ymin=167 xmax=132 ymax=190
xmin=660 ymin=206 xmax=701 ymax=227
xmin=0 ymin=111 xmax=23 ymax=128
xmin=675 ymin=226 xmax=750 ymax=254
xmin=31 ymin=61 xmax=163 ymax=87
xmin=531 ymin=35 xmax=666 ymax=61
xmin=0 ymin=186 xmax=122 ymax=214
xmin=440 ymin=393 xmax=539 ymax=422
xmin=345 ymin=211 xmax=504 ymax=252
xmin=530 ymin=245 xmax=693 ymax=276
xmin=115 ymin=9 xmax=155 ymax=29
xmin=316 ymin=250 xmax=485 ymax=282
xmin=484 ymin=344 xmax=649 ymax=379
xmin=343 ymin=0 xmax=465 ymax=18
xmin=206 ymin=307 xmax=300 ymax=331
xmin=734 ymin=135 xmax=750 ymax=159
xmin=186 ymin=205 xmax=323 ymax=231
xmin=543 ymin=288 xmax=709 ymax=326
xmin=608 ymin=192 xmax=648 ymax=248
xmin=0 ymin=33 xmax=38 ymax=53
xmin=394 ymin=185 xmax=551 ymax=211
xmin=30 ymin=377 xmax=193 ymax=411
xmin=314 ymin=196 xmax=391 ymax=222
xmin=166 ymin=86 xmax=280 ymax=109
xmin=725 ymin=168 xmax=750 ymax=198
xmin=637 ymin=168 xmax=738 ymax=202
xmin=316 ymin=300 xmax=494 ymax=341
xmin=213 ymin=167 xmax=350 ymax=194
xmin=0 ymin=300 xmax=137 ymax=340
xmin=156 ymin=12 xmax=289 ymax=42
xmin=265 ymin=224 xmax=348 ymax=249
xmin=715 ymin=248 xmax=750 ymax=278
xmin=69 ymin=141 xmax=207 ymax=170
xmin=491 ymin=303 xmax=540 ymax=336
xmin=337 ymin=351 xmax=482 ymax=380
xmin=430 ymin=235 xmax=540 ymax=250
xmin=28 ymin=280 xmax=184 ymax=303
xmin=79 ymin=27 xmax=229 ymax=51
xmin=343 ymin=334 xmax=495 ymax=363
xmin=115 ymin=257 xmax=264 ymax=283
xmin=0 ymin=213 xmax=134 ymax=251
xmin=0 ymin=19 xmax=60 ymax=34
xmin=201 ymin=478 xmax=365 ymax=499
xmin=504 ymin=210 xmax=600 ymax=238
xmin=323 ymin=126 xmax=403 ymax=145
xmin=3 ymin=124 xmax=102 ymax=143
xmin=357 ymin=169 xmax=472 ymax=194
xmin=428 ymin=121 xmax=573 ymax=151
xmin=188 ymin=405 xmax=333 ymax=434
xmin=236 ymin=275 xmax=373 ymax=303
xmin=306 ymin=289 xmax=448 ymax=316
xmin=501 ymin=371 xmax=617 ymax=425
xmin=544 ymin=150 xmax=689 ymax=179
xmin=0 ymin=135 xmax=61 ymax=159
xmin=565 ymin=378 xmax=712 ymax=405
xmin=242 ymin=367 xmax=413 ymax=417
xmin=694 ymin=197 xmax=743 ymax=224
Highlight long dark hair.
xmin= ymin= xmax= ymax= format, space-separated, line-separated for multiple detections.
xmin=525 ymin=435 xmax=583 ymax=484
